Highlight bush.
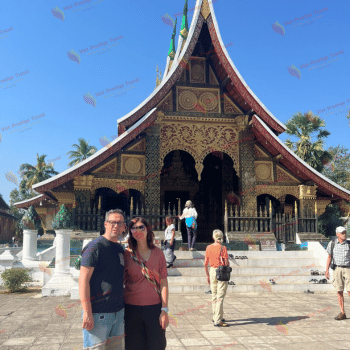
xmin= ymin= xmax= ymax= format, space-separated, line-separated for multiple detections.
xmin=318 ymin=204 xmax=343 ymax=237
xmin=1 ymin=268 xmax=32 ymax=292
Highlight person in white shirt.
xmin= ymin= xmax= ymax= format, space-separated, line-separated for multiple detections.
xmin=164 ymin=216 xmax=176 ymax=268
xmin=179 ymin=200 xmax=198 ymax=251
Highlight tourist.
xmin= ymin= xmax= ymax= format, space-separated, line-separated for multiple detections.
xmin=325 ymin=226 xmax=350 ymax=320
xmin=79 ymin=209 xmax=126 ymax=349
xmin=124 ymin=217 xmax=168 ymax=350
xmin=164 ymin=216 xmax=177 ymax=268
xmin=204 ymin=229 xmax=229 ymax=327
xmin=179 ymin=200 xmax=198 ymax=251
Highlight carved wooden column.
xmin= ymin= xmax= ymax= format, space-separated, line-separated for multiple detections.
xmin=239 ymin=127 xmax=257 ymax=211
xmin=145 ymin=124 xmax=161 ymax=211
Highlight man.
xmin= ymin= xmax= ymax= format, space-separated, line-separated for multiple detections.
xmin=325 ymin=226 xmax=350 ymax=320
xmin=79 ymin=209 xmax=126 ymax=349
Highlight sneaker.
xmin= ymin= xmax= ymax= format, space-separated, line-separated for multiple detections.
xmin=205 ymin=290 xmax=212 ymax=294
xmin=173 ymin=255 xmax=177 ymax=263
xmin=335 ymin=312 xmax=347 ymax=320
xmin=214 ymin=322 xmax=229 ymax=327
xmin=190 ymin=248 xmax=195 ymax=251
xmin=166 ymin=263 xmax=173 ymax=268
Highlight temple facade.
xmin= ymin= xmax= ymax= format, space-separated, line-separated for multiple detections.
xmin=16 ymin=0 xmax=350 ymax=243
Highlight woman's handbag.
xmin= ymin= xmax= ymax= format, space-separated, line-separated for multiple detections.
xmin=216 ymin=245 xmax=232 ymax=282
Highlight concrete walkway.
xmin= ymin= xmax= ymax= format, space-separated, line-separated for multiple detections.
xmin=0 ymin=289 xmax=349 ymax=349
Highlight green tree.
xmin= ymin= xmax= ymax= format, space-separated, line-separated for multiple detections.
xmin=322 ymin=145 xmax=350 ymax=191
xmin=67 ymin=138 xmax=97 ymax=167
xmin=19 ymin=154 xmax=58 ymax=190
xmin=285 ymin=111 xmax=332 ymax=172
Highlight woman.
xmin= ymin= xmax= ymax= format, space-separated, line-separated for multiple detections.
xmin=124 ymin=217 xmax=169 ymax=350
xmin=204 ymin=229 xmax=229 ymax=327
xmin=179 ymin=200 xmax=198 ymax=251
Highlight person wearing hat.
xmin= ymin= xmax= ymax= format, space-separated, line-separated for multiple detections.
xmin=204 ymin=230 xmax=229 ymax=327
xmin=325 ymin=226 xmax=350 ymax=320
xmin=179 ymin=200 xmax=198 ymax=251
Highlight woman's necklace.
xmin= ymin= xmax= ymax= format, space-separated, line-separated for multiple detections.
xmin=138 ymin=249 xmax=151 ymax=262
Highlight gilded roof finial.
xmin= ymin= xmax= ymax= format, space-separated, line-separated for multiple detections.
xmin=168 ymin=18 xmax=177 ymax=60
xmin=180 ymin=0 xmax=189 ymax=39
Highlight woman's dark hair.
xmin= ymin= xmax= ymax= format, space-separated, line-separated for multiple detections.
xmin=128 ymin=217 xmax=155 ymax=250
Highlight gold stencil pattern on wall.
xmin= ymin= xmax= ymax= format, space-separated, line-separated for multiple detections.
xmin=177 ymin=87 xmax=220 ymax=113
xmin=255 ymin=162 xmax=273 ymax=181
xmin=190 ymin=58 xmax=205 ymax=84
xmin=121 ymin=155 xmax=145 ymax=176
xmin=160 ymin=121 xmax=239 ymax=179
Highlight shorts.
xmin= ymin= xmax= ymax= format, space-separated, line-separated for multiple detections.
xmin=333 ymin=267 xmax=350 ymax=292
xmin=82 ymin=309 xmax=124 ymax=349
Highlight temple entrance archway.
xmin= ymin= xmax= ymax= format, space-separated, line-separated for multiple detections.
xmin=160 ymin=150 xmax=238 ymax=242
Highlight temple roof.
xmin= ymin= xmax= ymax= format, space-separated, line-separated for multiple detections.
xmin=14 ymin=194 xmax=55 ymax=209
xmin=26 ymin=0 xmax=349 ymax=203
xmin=252 ymin=115 xmax=350 ymax=201
xmin=32 ymin=108 xmax=157 ymax=193
xmin=118 ymin=0 xmax=286 ymax=134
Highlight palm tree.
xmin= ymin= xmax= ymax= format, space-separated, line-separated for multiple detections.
xmin=285 ymin=111 xmax=332 ymax=172
xmin=19 ymin=154 xmax=59 ymax=190
xmin=67 ymin=138 xmax=97 ymax=167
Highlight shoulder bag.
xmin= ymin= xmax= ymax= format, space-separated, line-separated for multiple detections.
xmin=216 ymin=245 xmax=232 ymax=282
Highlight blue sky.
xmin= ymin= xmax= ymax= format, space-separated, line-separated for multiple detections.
xmin=1 ymin=0 xmax=349 ymax=204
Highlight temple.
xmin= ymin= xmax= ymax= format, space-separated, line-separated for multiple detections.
xmin=15 ymin=0 xmax=350 ymax=243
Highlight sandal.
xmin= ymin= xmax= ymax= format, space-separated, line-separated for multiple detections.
xmin=304 ymin=289 xmax=314 ymax=294
xmin=214 ymin=322 xmax=229 ymax=327
xmin=269 ymin=279 xmax=276 ymax=285
xmin=228 ymin=281 xmax=235 ymax=285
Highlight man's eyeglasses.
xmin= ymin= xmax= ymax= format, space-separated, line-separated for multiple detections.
xmin=130 ymin=225 xmax=146 ymax=232
xmin=106 ymin=221 xmax=125 ymax=227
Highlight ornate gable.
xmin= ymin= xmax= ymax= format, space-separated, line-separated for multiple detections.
xmin=126 ymin=138 xmax=146 ymax=152
xmin=91 ymin=158 xmax=117 ymax=174
xmin=276 ymin=165 xmax=301 ymax=183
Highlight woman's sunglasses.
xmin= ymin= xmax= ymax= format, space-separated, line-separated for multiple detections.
xmin=130 ymin=225 xmax=146 ymax=233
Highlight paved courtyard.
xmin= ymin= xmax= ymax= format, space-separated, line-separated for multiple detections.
xmin=0 ymin=289 xmax=349 ymax=350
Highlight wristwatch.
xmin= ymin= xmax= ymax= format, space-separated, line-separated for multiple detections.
xmin=161 ymin=307 xmax=169 ymax=313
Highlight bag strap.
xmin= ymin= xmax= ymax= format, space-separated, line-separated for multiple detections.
xmin=219 ymin=245 xmax=224 ymax=266
xmin=129 ymin=249 xmax=161 ymax=296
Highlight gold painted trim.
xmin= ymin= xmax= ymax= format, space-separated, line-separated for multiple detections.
xmin=91 ymin=158 xmax=117 ymax=174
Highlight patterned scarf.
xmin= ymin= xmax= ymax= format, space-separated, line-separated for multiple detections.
xmin=129 ymin=249 xmax=161 ymax=295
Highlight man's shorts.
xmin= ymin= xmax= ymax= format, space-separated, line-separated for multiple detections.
xmin=333 ymin=267 xmax=350 ymax=292
xmin=82 ymin=309 xmax=124 ymax=349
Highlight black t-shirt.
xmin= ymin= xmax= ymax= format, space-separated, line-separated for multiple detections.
xmin=81 ymin=236 xmax=124 ymax=313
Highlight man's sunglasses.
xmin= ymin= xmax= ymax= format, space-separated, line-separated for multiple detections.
xmin=106 ymin=221 xmax=125 ymax=227
xmin=130 ymin=225 xmax=146 ymax=232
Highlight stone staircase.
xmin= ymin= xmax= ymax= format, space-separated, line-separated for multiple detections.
xmin=168 ymin=250 xmax=333 ymax=293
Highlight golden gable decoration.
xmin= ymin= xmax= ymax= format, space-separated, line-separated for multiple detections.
xmin=254 ymin=145 xmax=269 ymax=158
xmin=158 ymin=92 xmax=173 ymax=112
xmin=201 ymin=0 xmax=211 ymax=19
xmin=73 ymin=175 xmax=94 ymax=190
xmin=190 ymin=58 xmax=206 ymax=84
xmin=121 ymin=155 xmax=145 ymax=176
xmin=255 ymin=161 xmax=273 ymax=182
xmin=224 ymin=95 xmax=243 ymax=114
xmin=209 ymin=66 xmax=219 ymax=85
xmin=276 ymin=165 xmax=300 ymax=183
xmin=91 ymin=159 xmax=117 ymax=174
xmin=177 ymin=87 xmax=220 ymax=113
xmin=127 ymin=139 xmax=146 ymax=152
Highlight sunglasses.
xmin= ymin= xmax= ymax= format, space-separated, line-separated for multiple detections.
xmin=130 ymin=225 xmax=146 ymax=232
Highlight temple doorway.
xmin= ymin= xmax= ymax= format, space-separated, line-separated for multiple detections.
xmin=160 ymin=150 xmax=238 ymax=242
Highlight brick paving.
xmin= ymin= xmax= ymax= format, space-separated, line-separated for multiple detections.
xmin=0 ymin=289 xmax=349 ymax=349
